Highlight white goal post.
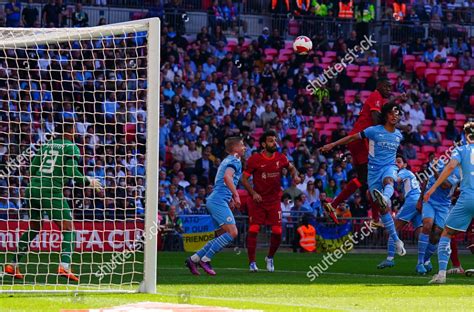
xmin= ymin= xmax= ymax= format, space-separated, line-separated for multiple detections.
xmin=0 ymin=18 xmax=160 ymax=294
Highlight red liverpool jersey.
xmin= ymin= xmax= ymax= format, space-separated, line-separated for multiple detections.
xmin=349 ymin=90 xmax=388 ymax=135
xmin=244 ymin=152 xmax=289 ymax=204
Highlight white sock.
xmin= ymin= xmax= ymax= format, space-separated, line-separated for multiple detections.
xmin=190 ymin=254 xmax=200 ymax=263
xmin=387 ymin=256 xmax=394 ymax=261
xmin=438 ymin=270 xmax=446 ymax=278
xmin=60 ymin=262 xmax=70 ymax=270
xmin=201 ymin=256 xmax=211 ymax=262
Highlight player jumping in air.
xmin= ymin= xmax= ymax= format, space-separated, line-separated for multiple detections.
xmin=241 ymin=131 xmax=300 ymax=272
xmin=416 ymin=159 xmax=460 ymax=275
xmin=424 ymin=122 xmax=474 ymax=284
xmin=321 ymin=102 xmax=406 ymax=256
xmin=4 ymin=122 xmax=102 ymax=282
xmin=323 ymin=79 xmax=405 ymax=226
xmin=378 ymin=155 xmax=422 ymax=269
xmin=185 ymin=137 xmax=245 ymax=276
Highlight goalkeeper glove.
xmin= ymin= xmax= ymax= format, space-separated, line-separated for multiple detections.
xmin=87 ymin=177 xmax=103 ymax=192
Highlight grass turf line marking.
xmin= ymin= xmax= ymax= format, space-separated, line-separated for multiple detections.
xmin=155 ymin=291 xmax=358 ymax=312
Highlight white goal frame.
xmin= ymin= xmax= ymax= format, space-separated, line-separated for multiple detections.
xmin=0 ymin=18 xmax=160 ymax=294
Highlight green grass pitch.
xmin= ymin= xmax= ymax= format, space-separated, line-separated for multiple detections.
xmin=0 ymin=251 xmax=473 ymax=311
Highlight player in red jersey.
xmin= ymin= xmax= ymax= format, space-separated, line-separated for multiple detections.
xmin=242 ymin=130 xmax=300 ymax=272
xmin=323 ymin=79 xmax=405 ymax=225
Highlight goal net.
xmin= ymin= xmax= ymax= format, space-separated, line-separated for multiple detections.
xmin=0 ymin=18 xmax=160 ymax=293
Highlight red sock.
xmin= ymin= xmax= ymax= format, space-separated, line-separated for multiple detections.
xmin=268 ymin=233 xmax=282 ymax=258
xmin=450 ymin=237 xmax=461 ymax=267
xmin=247 ymin=232 xmax=257 ymax=263
xmin=332 ymin=178 xmax=362 ymax=207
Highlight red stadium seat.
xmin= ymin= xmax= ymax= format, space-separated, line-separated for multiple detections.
xmin=359 ymin=65 xmax=373 ymax=72
xmin=319 ymin=130 xmax=332 ymax=139
xmin=436 ymin=126 xmax=446 ymax=133
xmin=470 ymin=95 xmax=474 ymax=106
xmin=435 ymin=120 xmax=448 ymax=127
xmin=424 ymin=69 xmax=438 ymax=87
xmin=387 ymin=72 xmax=399 ymax=80
xmin=438 ymin=69 xmax=452 ymax=76
xmin=284 ymin=40 xmax=293 ymax=49
xmin=421 ymin=146 xmax=436 ymax=153
xmin=360 ymin=90 xmax=372 ymax=98
xmin=315 ymin=116 xmax=328 ymax=123
xmin=329 ymin=116 xmax=343 ymax=124
xmin=428 ymin=62 xmax=441 ymax=69
xmin=452 ymin=69 xmax=465 ymax=76
xmin=345 ymin=90 xmax=358 ymax=97
xmin=455 ymin=120 xmax=465 ymax=128
xmin=464 ymin=76 xmax=471 ymax=83
xmin=421 ymin=125 xmax=431 ymax=133
xmin=280 ymin=49 xmax=293 ymax=56
xmin=447 ymin=56 xmax=458 ymax=67
xmin=447 ymin=82 xmax=462 ymax=100
xmin=422 ymin=120 xmax=432 ymax=126
xmin=414 ymin=62 xmax=427 ymax=78
xmin=435 ymin=75 xmax=449 ymax=89
xmin=264 ymin=48 xmax=278 ymax=57
xmin=446 ymin=112 xmax=456 ymax=120
xmin=314 ymin=123 xmax=324 ymax=130
xmin=352 ymin=77 xmax=367 ymax=85
xmin=451 ymin=75 xmax=464 ymax=83
xmin=455 ymin=113 xmax=467 ymax=122
xmin=444 ymin=107 xmax=455 ymax=114
xmin=437 ymin=146 xmax=449 ymax=155
xmin=324 ymin=123 xmax=338 ymax=131
xmin=287 ymin=129 xmax=297 ymax=141
xmin=325 ymin=51 xmax=337 ymax=59
xmin=277 ymin=55 xmax=290 ymax=63
xmin=403 ymin=55 xmax=416 ymax=72
xmin=358 ymin=71 xmax=372 ymax=78
xmin=346 ymin=64 xmax=359 ymax=72
xmin=442 ymin=139 xmax=453 ymax=146
xmin=413 ymin=145 xmax=421 ymax=152
xmin=408 ymin=159 xmax=423 ymax=167
xmin=321 ymin=57 xmax=333 ymax=64
xmin=347 ymin=71 xmax=358 ymax=78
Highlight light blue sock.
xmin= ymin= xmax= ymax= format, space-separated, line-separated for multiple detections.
xmin=424 ymin=243 xmax=438 ymax=263
xmin=387 ymin=236 xmax=396 ymax=260
xmin=381 ymin=213 xmax=399 ymax=242
xmin=417 ymin=233 xmax=429 ymax=264
xmin=195 ymin=240 xmax=214 ymax=259
xmin=383 ymin=183 xmax=395 ymax=199
xmin=438 ymin=236 xmax=451 ymax=271
xmin=203 ymin=232 xmax=234 ymax=260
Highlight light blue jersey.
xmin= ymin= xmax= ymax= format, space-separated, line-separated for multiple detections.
xmin=362 ymin=125 xmax=402 ymax=193
xmin=398 ymin=168 xmax=421 ymax=200
xmin=396 ymin=168 xmax=422 ymax=228
xmin=208 ymin=154 xmax=242 ymax=203
xmin=445 ymin=144 xmax=474 ymax=231
xmin=206 ymin=154 xmax=242 ymax=227
xmin=363 ymin=125 xmax=403 ymax=170
xmin=423 ymin=162 xmax=460 ymax=228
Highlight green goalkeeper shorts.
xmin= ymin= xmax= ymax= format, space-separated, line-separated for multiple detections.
xmin=26 ymin=187 xmax=73 ymax=222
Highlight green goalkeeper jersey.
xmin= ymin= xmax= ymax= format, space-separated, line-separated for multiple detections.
xmin=29 ymin=137 xmax=90 ymax=194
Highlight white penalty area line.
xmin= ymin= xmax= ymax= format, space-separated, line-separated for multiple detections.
xmin=159 ymin=266 xmax=440 ymax=280
xmin=155 ymin=291 xmax=357 ymax=312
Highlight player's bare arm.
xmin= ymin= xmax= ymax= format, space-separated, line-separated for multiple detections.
xmin=288 ymin=162 xmax=301 ymax=184
xmin=319 ymin=133 xmax=362 ymax=153
xmin=224 ymin=167 xmax=240 ymax=208
xmin=241 ymin=172 xmax=262 ymax=203
xmin=424 ymin=159 xmax=458 ymax=202
xmin=416 ymin=180 xmax=428 ymax=212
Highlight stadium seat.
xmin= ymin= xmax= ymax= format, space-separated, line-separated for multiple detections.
xmin=314 ymin=116 xmax=327 ymax=123
xmin=315 ymin=50 xmax=324 ymax=57
xmin=424 ymin=69 xmax=438 ymax=87
xmin=314 ymin=123 xmax=324 ymax=130
xmin=437 ymin=146 xmax=449 ymax=155
xmin=403 ymin=55 xmax=416 ymax=72
xmin=408 ymin=159 xmax=423 ymax=167
xmin=455 ymin=113 xmax=467 ymax=122
xmin=325 ymin=51 xmax=337 ymax=59
xmin=387 ymin=72 xmax=399 ymax=80
xmin=319 ymin=130 xmax=332 ymax=140
xmin=464 ymin=76 xmax=471 ymax=83
xmin=280 ymin=49 xmax=293 ymax=56
xmin=442 ymin=139 xmax=453 ymax=146
xmin=277 ymin=55 xmax=290 ymax=63
xmin=422 ymin=119 xmax=432 ymax=126
xmin=446 ymin=112 xmax=456 ymax=120
xmin=455 ymin=120 xmax=465 ymax=128
xmin=427 ymin=62 xmax=441 ymax=69
xmin=352 ymin=77 xmax=367 ymax=85
xmin=347 ymin=71 xmax=358 ymax=78
xmin=421 ymin=146 xmax=436 ymax=153
xmin=321 ymin=57 xmax=333 ymax=64
xmin=451 ymin=75 xmax=464 ymax=83
xmin=421 ymin=125 xmax=431 ymax=133
xmin=284 ymin=40 xmax=293 ymax=49
xmin=470 ymin=95 xmax=474 ymax=106
xmin=324 ymin=123 xmax=338 ymax=131
xmin=358 ymin=71 xmax=372 ymax=78
xmin=435 ymin=120 xmax=448 ymax=127
xmin=413 ymin=145 xmax=421 ymax=152
xmin=447 ymin=56 xmax=458 ymax=67
xmin=444 ymin=107 xmax=455 ymax=114
xmin=287 ymin=129 xmax=297 ymax=141
xmin=438 ymin=69 xmax=452 ymax=76
xmin=435 ymin=75 xmax=449 ymax=89
xmin=359 ymin=65 xmax=373 ymax=72
xmin=414 ymin=62 xmax=427 ymax=78
xmin=346 ymin=64 xmax=359 ymax=72
xmin=452 ymin=69 xmax=465 ymax=76
xmin=360 ymin=91 xmax=372 ymax=98
xmin=447 ymin=82 xmax=462 ymax=100
xmin=264 ymin=48 xmax=278 ymax=57
xmin=345 ymin=90 xmax=358 ymax=97
xmin=329 ymin=116 xmax=343 ymax=124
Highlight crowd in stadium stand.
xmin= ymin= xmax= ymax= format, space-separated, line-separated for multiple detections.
xmin=1 ymin=1 xmax=474 ymax=226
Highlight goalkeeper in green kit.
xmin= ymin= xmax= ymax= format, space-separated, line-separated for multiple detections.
xmin=4 ymin=122 xmax=102 ymax=282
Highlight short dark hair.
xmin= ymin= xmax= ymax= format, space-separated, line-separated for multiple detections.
xmin=224 ymin=136 xmax=243 ymax=153
xmin=396 ymin=154 xmax=407 ymax=164
xmin=259 ymin=130 xmax=277 ymax=146
xmin=381 ymin=102 xmax=400 ymax=125
xmin=463 ymin=121 xmax=474 ymax=138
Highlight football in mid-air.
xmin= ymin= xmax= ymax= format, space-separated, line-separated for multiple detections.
xmin=293 ymin=36 xmax=313 ymax=55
